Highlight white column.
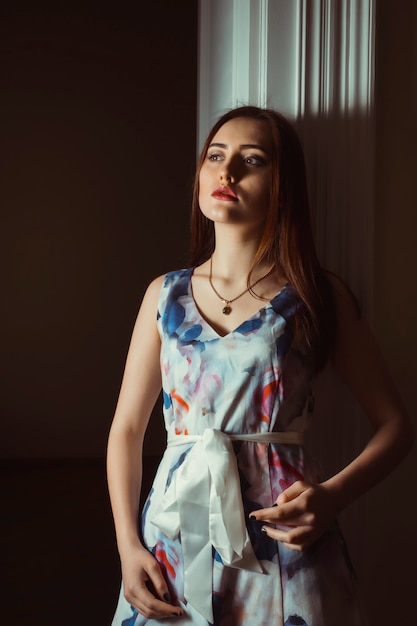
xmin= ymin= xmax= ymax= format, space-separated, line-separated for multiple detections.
xmin=198 ymin=0 xmax=376 ymax=575
xmin=198 ymin=0 xmax=269 ymax=149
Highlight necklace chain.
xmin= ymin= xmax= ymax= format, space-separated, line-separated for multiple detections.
xmin=209 ymin=256 xmax=273 ymax=315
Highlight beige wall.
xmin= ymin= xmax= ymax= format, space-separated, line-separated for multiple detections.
xmin=364 ymin=1 xmax=417 ymax=623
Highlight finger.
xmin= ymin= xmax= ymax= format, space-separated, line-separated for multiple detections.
xmin=249 ymin=501 xmax=282 ymax=519
xmin=277 ymin=481 xmax=309 ymax=504
xmin=142 ymin=555 xmax=182 ymax=608
xmin=139 ymin=555 xmax=183 ymax=617
xmin=145 ymin=567 xmax=172 ymax=603
xmin=260 ymin=523 xmax=314 ymax=551
xmin=125 ymin=580 xmax=182 ymax=619
xmin=250 ymin=501 xmax=302 ymax=523
xmin=135 ymin=599 xmax=182 ymax=620
xmin=130 ymin=583 xmax=183 ymax=619
xmin=143 ymin=581 xmax=182 ymax=617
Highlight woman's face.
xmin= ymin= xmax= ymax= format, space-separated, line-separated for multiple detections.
xmin=198 ymin=117 xmax=274 ymax=229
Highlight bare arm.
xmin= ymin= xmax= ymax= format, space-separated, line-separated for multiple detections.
xmin=251 ymin=277 xmax=414 ymax=549
xmin=107 ymin=275 xmax=182 ymax=617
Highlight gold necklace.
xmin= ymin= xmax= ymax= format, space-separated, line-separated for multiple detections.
xmin=209 ymin=256 xmax=273 ymax=315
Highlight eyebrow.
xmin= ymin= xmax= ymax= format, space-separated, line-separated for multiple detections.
xmin=209 ymin=142 xmax=269 ymax=153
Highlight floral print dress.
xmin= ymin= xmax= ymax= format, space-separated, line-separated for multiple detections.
xmin=111 ymin=268 xmax=364 ymax=626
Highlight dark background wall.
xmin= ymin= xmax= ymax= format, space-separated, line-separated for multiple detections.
xmin=1 ymin=3 xmax=198 ymax=624
xmin=364 ymin=1 xmax=417 ymax=624
xmin=0 ymin=1 xmax=197 ymax=459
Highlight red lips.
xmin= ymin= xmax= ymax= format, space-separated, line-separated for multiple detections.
xmin=211 ymin=186 xmax=238 ymax=201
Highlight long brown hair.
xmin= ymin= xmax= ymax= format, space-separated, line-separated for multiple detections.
xmin=190 ymin=106 xmax=335 ymax=371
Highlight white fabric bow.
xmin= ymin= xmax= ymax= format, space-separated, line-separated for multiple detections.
xmin=151 ymin=428 xmax=264 ymax=623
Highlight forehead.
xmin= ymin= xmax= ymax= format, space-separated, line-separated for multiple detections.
xmin=211 ymin=117 xmax=272 ymax=151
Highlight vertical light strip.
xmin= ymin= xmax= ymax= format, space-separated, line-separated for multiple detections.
xmin=232 ymin=0 xmax=250 ymax=106
xmin=339 ymin=0 xmax=348 ymax=112
xmin=297 ymin=0 xmax=307 ymax=118
xmin=348 ymin=0 xmax=357 ymax=110
xmin=257 ymin=0 xmax=269 ymax=107
xmin=323 ymin=0 xmax=332 ymax=117
xmin=197 ymin=0 xmax=211 ymax=152
xmin=365 ymin=0 xmax=376 ymax=114
xmin=305 ymin=0 xmax=321 ymax=116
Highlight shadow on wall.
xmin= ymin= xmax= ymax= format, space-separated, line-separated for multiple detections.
xmin=0 ymin=1 xmax=197 ymax=460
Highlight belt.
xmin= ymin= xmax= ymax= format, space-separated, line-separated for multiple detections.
xmin=150 ymin=428 xmax=303 ymax=622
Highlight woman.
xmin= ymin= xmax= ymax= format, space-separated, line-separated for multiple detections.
xmin=107 ymin=106 xmax=412 ymax=625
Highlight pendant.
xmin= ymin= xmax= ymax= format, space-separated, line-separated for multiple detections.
xmin=222 ymin=305 xmax=232 ymax=315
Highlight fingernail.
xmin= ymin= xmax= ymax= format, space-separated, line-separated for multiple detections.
xmin=249 ymin=514 xmax=256 ymax=520
xmin=261 ymin=526 xmax=268 ymax=534
xmin=164 ymin=592 xmax=172 ymax=602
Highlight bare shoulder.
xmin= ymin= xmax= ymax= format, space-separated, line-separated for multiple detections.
xmin=142 ymin=273 xmax=166 ymax=305
xmin=131 ymin=273 xmax=166 ymax=337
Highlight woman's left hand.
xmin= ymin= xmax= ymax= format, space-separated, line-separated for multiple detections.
xmin=249 ymin=481 xmax=339 ymax=551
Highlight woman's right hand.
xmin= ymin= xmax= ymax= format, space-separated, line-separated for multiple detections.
xmin=120 ymin=543 xmax=183 ymax=619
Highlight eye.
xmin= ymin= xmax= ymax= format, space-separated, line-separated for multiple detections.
xmin=207 ymin=152 xmax=224 ymax=162
xmin=243 ymin=155 xmax=266 ymax=166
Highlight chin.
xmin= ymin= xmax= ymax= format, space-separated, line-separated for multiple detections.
xmin=200 ymin=205 xmax=238 ymax=222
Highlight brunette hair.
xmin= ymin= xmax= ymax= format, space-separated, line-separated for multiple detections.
xmin=189 ymin=105 xmax=335 ymax=371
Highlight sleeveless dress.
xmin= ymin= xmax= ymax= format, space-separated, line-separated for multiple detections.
xmin=111 ymin=268 xmax=365 ymax=626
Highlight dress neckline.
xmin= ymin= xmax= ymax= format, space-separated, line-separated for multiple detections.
xmin=186 ymin=267 xmax=288 ymax=339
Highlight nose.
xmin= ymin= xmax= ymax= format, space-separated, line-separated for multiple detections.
xmin=220 ymin=167 xmax=234 ymax=184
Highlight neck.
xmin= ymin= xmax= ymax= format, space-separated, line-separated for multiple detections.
xmin=211 ymin=224 xmax=265 ymax=279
